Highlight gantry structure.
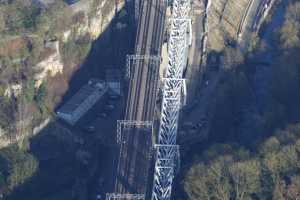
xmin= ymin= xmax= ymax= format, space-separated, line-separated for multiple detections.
xmin=151 ymin=0 xmax=191 ymax=199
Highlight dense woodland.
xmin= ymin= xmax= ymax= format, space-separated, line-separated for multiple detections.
xmin=183 ymin=1 xmax=300 ymax=199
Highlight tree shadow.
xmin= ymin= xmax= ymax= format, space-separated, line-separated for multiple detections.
xmin=57 ymin=9 xmax=135 ymax=105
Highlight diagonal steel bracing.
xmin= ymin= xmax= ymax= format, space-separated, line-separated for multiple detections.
xmin=151 ymin=0 xmax=191 ymax=199
xmin=152 ymin=145 xmax=179 ymax=200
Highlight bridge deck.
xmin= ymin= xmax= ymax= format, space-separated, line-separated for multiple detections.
xmin=113 ymin=0 xmax=166 ymax=196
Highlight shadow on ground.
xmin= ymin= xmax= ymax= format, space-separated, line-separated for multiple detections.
xmin=6 ymin=6 xmax=135 ymax=200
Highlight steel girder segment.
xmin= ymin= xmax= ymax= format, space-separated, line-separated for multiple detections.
xmin=151 ymin=145 xmax=179 ymax=200
xmin=172 ymin=0 xmax=190 ymax=19
xmin=156 ymin=144 xmax=179 ymax=161
xmin=166 ymin=19 xmax=190 ymax=79
xmin=158 ymin=79 xmax=184 ymax=144
xmin=152 ymin=166 xmax=174 ymax=200
xmin=166 ymin=0 xmax=190 ymax=79
xmin=166 ymin=22 xmax=187 ymax=79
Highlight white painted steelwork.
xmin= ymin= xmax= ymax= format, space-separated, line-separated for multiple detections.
xmin=151 ymin=0 xmax=191 ymax=199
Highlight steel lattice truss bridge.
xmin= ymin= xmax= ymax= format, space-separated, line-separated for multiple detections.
xmin=106 ymin=0 xmax=192 ymax=199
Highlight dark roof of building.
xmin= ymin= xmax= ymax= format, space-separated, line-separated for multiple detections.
xmin=58 ymin=79 xmax=106 ymax=114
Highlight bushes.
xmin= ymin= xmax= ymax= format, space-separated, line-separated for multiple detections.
xmin=184 ymin=124 xmax=300 ymax=200
xmin=0 ymin=145 xmax=38 ymax=192
xmin=1 ymin=1 xmax=40 ymax=34
xmin=34 ymin=82 xmax=46 ymax=106
xmin=0 ymin=98 xmax=16 ymax=130
xmin=280 ymin=2 xmax=300 ymax=49
xmin=24 ymin=80 xmax=35 ymax=103
xmin=61 ymin=34 xmax=92 ymax=64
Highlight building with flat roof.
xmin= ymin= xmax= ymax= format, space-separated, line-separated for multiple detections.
xmin=57 ymin=79 xmax=108 ymax=125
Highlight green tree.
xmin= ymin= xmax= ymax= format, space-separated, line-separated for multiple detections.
xmin=280 ymin=2 xmax=300 ymax=49
xmin=25 ymin=80 xmax=35 ymax=103
xmin=34 ymin=81 xmax=46 ymax=105
xmin=184 ymin=156 xmax=233 ymax=200
xmin=286 ymin=176 xmax=300 ymax=199
xmin=229 ymin=160 xmax=261 ymax=200
xmin=0 ymin=145 xmax=38 ymax=191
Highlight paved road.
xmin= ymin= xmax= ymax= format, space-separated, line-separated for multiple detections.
xmin=113 ymin=0 xmax=167 ymax=197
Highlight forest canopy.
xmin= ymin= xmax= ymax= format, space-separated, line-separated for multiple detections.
xmin=184 ymin=123 xmax=300 ymax=200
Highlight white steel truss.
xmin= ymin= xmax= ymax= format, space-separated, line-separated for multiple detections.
xmin=152 ymin=145 xmax=179 ymax=200
xmin=117 ymin=120 xmax=153 ymax=144
xmin=151 ymin=0 xmax=191 ymax=199
xmin=126 ymin=55 xmax=161 ymax=79
xmin=158 ymin=78 xmax=185 ymax=145
xmin=106 ymin=193 xmax=145 ymax=200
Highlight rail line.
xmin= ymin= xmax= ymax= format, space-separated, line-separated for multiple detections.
xmin=112 ymin=0 xmax=166 ymax=197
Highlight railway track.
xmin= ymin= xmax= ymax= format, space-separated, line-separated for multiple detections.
xmin=126 ymin=0 xmax=163 ymax=121
xmin=113 ymin=0 xmax=166 ymax=196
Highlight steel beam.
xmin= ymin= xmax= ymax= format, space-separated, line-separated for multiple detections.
xmin=151 ymin=0 xmax=191 ymax=199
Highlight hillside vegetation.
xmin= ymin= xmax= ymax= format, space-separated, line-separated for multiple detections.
xmin=0 ymin=0 xmax=112 ymax=142
xmin=184 ymin=124 xmax=300 ymax=199
xmin=183 ymin=1 xmax=300 ymax=199
xmin=0 ymin=0 xmax=123 ymax=198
